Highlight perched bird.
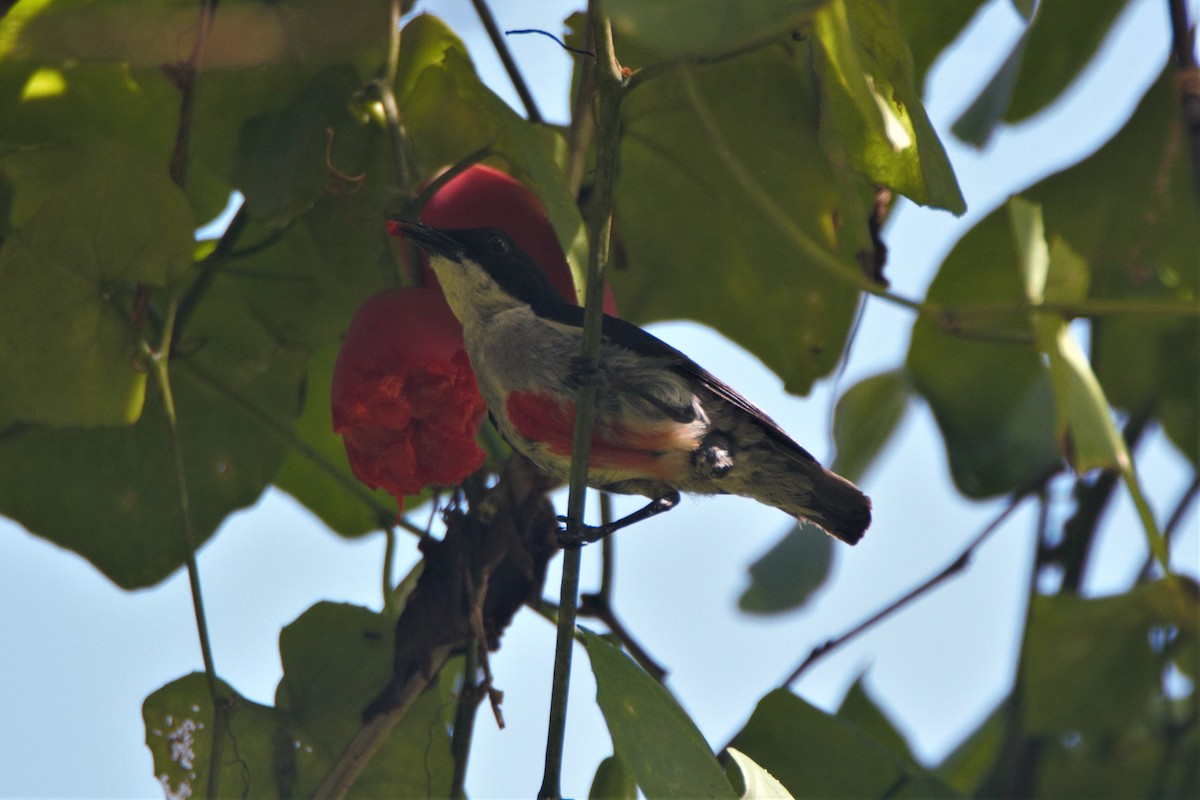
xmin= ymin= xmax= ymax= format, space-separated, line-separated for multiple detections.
xmin=390 ymin=219 xmax=871 ymax=546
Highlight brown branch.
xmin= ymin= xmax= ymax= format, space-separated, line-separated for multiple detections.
xmin=1168 ymin=0 xmax=1200 ymax=204
xmin=469 ymin=0 xmax=544 ymax=123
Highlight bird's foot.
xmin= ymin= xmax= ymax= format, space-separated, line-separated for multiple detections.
xmin=565 ymin=357 xmax=603 ymax=390
xmin=555 ymin=515 xmax=610 ymax=548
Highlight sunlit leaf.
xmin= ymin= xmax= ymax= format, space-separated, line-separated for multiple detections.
xmin=583 ymin=630 xmax=737 ymax=799
xmin=811 ymin=0 xmax=965 ymax=212
xmin=836 ymin=676 xmax=918 ymax=765
xmin=895 ymin=0 xmax=987 ymax=86
xmin=726 ymin=748 xmax=794 ymax=799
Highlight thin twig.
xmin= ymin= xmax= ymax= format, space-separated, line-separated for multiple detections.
xmin=449 ymin=643 xmax=484 ymax=799
xmin=782 ymin=488 xmax=1037 ymax=687
xmin=470 ymin=0 xmax=544 ymax=123
xmin=538 ymin=8 xmax=623 ymax=799
xmin=144 ymin=300 xmax=229 ymax=800
xmin=374 ymin=0 xmax=411 ymax=192
xmin=579 ymin=592 xmax=667 ymax=682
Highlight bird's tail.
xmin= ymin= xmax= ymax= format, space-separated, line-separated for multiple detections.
xmin=745 ymin=449 xmax=872 ymax=545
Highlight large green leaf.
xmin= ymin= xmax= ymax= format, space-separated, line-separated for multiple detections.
xmin=275 ymin=602 xmax=456 ymax=797
xmin=614 ymin=44 xmax=864 ymax=395
xmin=144 ymin=673 xmax=320 ymax=800
xmin=906 ymin=208 xmax=1061 ymax=498
xmin=836 ymin=676 xmax=918 ymax=766
xmin=731 ymin=688 xmax=958 ymax=798
xmin=0 ymin=140 xmax=194 ymax=426
xmin=601 ymin=0 xmax=825 ymax=60
xmin=811 ymin=0 xmax=965 ymax=212
xmin=0 ymin=278 xmax=308 ymax=588
xmin=583 ymin=630 xmax=737 ymax=799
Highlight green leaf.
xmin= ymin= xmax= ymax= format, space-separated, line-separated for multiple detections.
xmin=933 ymin=703 xmax=1005 ymax=796
xmin=614 ymin=44 xmax=864 ymax=395
xmin=831 ymin=369 xmax=910 ymax=483
xmin=725 ymin=748 xmax=794 ymax=799
xmin=951 ymin=25 xmax=1029 ymax=147
xmin=236 ymin=64 xmax=376 ymax=224
xmin=0 ymin=140 xmax=194 ymax=425
xmin=589 ymin=754 xmax=638 ymax=800
xmin=738 ymin=523 xmax=833 ymax=615
xmin=144 ymin=673 xmax=319 ymax=800
xmin=601 ymin=0 xmax=825 ymax=60
xmin=275 ymin=602 xmax=456 ymax=797
xmin=0 ymin=278 xmax=308 ymax=588
xmin=906 ymin=208 xmax=1061 ymax=498
xmin=836 ymin=676 xmax=918 ymax=766
xmin=895 ymin=0 xmax=987 ymax=86
xmin=1004 ymin=0 xmax=1131 ymax=123
xmin=811 ymin=0 xmax=965 ymax=212
xmin=1023 ymin=578 xmax=1199 ymax=736
xmin=274 ymin=343 xmax=399 ymax=538
xmin=731 ymin=689 xmax=959 ymax=798
xmin=582 ymin=629 xmax=737 ymax=799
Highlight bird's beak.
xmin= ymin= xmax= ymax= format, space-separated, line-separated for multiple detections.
xmin=386 ymin=218 xmax=462 ymax=259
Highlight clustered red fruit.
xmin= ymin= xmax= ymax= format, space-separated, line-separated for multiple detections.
xmin=332 ymin=163 xmax=616 ymax=508
xmin=331 ymin=287 xmax=486 ymax=508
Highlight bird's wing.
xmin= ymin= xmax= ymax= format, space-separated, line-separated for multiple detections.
xmin=545 ymin=303 xmax=820 ymax=463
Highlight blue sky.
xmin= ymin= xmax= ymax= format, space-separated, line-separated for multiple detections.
xmin=1 ymin=1 xmax=1197 ymax=797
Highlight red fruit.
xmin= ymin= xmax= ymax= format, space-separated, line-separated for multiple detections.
xmin=414 ymin=164 xmax=618 ymax=315
xmin=331 ymin=287 xmax=486 ymax=509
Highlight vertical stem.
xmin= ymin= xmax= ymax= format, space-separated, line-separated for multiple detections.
xmin=146 ymin=300 xmax=226 ymax=799
xmin=538 ymin=9 xmax=623 ymax=800
xmin=450 ymin=645 xmax=483 ymax=798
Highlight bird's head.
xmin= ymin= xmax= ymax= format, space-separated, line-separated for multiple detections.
xmin=387 ymin=219 xmax=568 ymax=325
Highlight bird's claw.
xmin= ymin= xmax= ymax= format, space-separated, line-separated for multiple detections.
xmin=566 ymin=357 xmax=602 ymax=390
xmin=555 ymin=515 xmax=607 ymax=548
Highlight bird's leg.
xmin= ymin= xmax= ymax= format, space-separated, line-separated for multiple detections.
xmin=557 ymin=490 xmax=680 ymax=548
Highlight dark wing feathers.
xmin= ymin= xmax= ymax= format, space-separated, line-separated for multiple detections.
xmin=544 ymin=302 xmax=820 ymax=464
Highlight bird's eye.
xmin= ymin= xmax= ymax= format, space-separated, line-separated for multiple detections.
xmin=485 ymin=234 xmax=510 ymax=255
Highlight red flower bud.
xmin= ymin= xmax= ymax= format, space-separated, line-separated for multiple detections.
xmin=417 ymin=164 xmax=618 ymax=315
xmin=331 ymin=287 xmax=486 ymax=509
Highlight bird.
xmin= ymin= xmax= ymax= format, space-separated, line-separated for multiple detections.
xmin=389 ymin=219 xmax=871 ymax=547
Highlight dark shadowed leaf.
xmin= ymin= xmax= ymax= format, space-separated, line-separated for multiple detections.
xmin=836 ymin=676 xmax=918 ymax=765
xmin=738 ymin=523 xmax=833 ymax=614
xmin=613 ymin=44 xmax=865 ymax=396
xmin=906 ymin=209 xmax=1061 ymax=498
xmin=583 ymin=630 xmax=736 ymax=799
xmin=275 ymin=602 xmax=457 ymax=797
xmin=589 ymin=754 xmax=638 ymax=800
xmin=731 ymin=689 xmax=959 ymax=798
xmin=896 ymin=0 xmax=987 ymax=85
xmin=1023 ymin=578 xmax=1198 ymax=737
